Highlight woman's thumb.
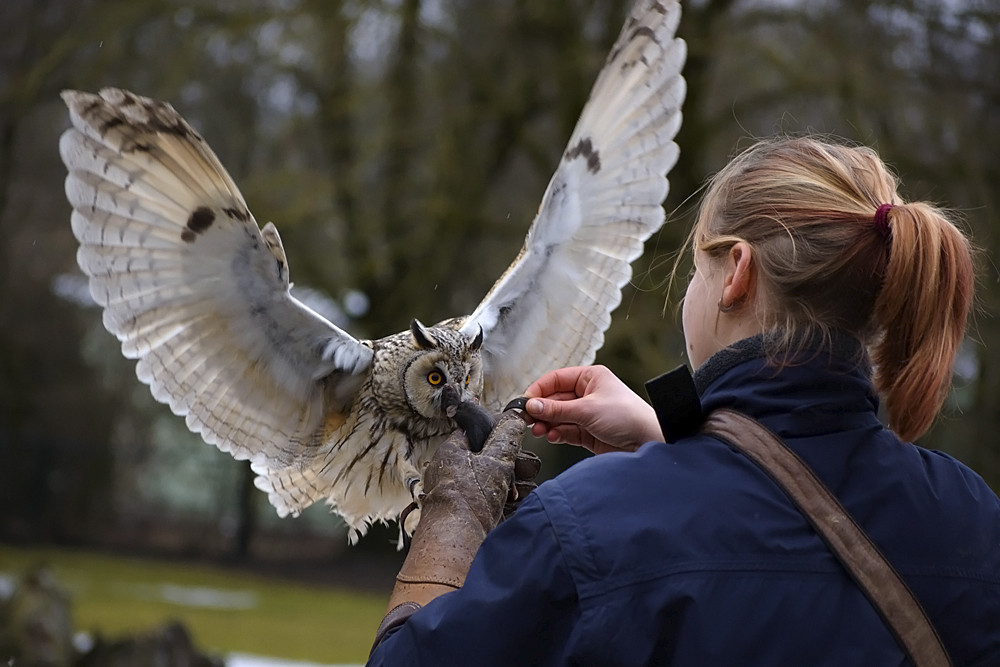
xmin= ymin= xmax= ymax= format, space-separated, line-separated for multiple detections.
xmin=525 ymin=398 xmax=546 ymax=419
xmin=526 ymin=397 xmax=579 ymax=425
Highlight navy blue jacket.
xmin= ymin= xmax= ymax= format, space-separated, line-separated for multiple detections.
xmin=369 ymin=337 xmax=1000 ymax=665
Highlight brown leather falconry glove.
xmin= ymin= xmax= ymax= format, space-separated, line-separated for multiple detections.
xmin=395 ymin=411 xmax=524 ymax=592
xmin=374 ymin=412 xmax=526 ymax=650
xmin=504 ymin=447 xmax=542 ymax=520
xmin=445 ymin=395 xmax=541 ymax=521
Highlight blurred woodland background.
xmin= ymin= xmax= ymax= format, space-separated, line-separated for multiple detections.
xmin=1 ymin=0 xmax=998 ymax=568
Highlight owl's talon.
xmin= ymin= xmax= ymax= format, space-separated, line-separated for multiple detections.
xmin=400 ymin=500 xmax=419 ymax=522
xmin=400 ymin=501 xmax=422 ymax=542
xmin=397 ymin=476 xmax=425 ymax=547
xmin=398 ymin=500 xmax=421 ymax=549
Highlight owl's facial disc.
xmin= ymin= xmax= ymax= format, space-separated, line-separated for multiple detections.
xmin=399 ymin=324 xmax=483 ymax=422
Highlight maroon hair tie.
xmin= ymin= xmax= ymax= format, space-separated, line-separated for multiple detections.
xmin=873 ymin=203 xmax=894 ymax=239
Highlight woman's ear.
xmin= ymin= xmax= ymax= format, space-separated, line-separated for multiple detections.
xmin=720 ymin=242 xmax=754 ymax=310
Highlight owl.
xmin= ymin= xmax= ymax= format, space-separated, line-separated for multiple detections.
xmin=59 ymin=0 xmax=686 ymax=543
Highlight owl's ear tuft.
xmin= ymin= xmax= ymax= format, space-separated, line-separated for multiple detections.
xmin=410 ymin=319 xmax=438 ymax=350
xmin=470 ymin=325 xmax=484 ymax=351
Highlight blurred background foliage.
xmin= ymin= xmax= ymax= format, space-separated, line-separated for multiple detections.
xmin=1 ymin=0 xmax=998 ymax=567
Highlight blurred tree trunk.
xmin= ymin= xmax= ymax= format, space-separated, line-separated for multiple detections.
xmin=0 ymin=0 xmax=148 ymax=542
xmin=311 ymin=0 xmax=360 ymax=293
xmin=368 ymin=0 xmax=423 ymax=325
xmin=230 ymin=467 xmax=258 ymax=561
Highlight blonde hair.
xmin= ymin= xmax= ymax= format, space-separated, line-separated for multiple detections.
xmin=693 ymin=137 xmax=974 ymax=441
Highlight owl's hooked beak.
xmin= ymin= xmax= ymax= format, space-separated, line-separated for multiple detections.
xmin=440 ymin=383 xmax=463 ymax=419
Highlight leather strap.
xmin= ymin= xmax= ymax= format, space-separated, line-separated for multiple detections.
xmin=702 ymin=408 xmax=952 ymax=667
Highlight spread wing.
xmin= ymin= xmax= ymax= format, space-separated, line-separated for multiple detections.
xmin=461 ymin=0 xmax=687 ymax=409
xmin=60 ymin=88 xmax=373 ymax=467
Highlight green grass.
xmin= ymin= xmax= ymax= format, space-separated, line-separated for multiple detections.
xmin=0 ymin=545 xmax=389 ymax=665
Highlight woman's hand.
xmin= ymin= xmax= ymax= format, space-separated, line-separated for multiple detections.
xmin=523 ymin=365 xmax=663 ymax=455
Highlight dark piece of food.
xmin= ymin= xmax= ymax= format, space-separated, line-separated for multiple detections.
xmin=453 ymin=400 xmax=497 ymax=453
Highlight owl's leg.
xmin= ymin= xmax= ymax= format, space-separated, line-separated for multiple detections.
xmin=407 ymin=475 xmax=424 ymax=501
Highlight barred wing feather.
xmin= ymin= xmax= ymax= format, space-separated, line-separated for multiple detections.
xmin=462 ymin=0 xmax=686 ymax=409
xmin=60 ymin=88 xmax=373 ymax=467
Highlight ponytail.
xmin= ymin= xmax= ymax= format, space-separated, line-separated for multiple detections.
xmin=871 ymin=203 xmax=975 ymax=441
xmin=693 ymin=137 xmax=976 ymax=441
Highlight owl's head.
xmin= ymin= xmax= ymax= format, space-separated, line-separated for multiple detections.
xmin=399 ymin=319 xmax=485 ymax=422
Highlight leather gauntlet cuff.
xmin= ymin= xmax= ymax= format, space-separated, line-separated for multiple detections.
xmin=371 ymin=601 xmax=422 ymax=655
xmin=394 ymin=493 xmax=491 ymax=589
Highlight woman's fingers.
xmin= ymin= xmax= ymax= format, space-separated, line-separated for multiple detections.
xmin=524 ymin=366 xmax=592 ymax=399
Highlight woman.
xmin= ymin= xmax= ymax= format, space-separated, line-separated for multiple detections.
xmin=368 ymin=137 xmax=1000 ymax=665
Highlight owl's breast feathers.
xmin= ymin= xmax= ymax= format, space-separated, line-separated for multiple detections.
xmin=251 ymin=326 xmax=474 ymax=538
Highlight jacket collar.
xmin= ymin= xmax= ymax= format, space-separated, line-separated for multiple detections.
xmin=646 ymin=332 xmax=879 ymax=443
xmin=692 ymin=330 xmax=870 ymax=395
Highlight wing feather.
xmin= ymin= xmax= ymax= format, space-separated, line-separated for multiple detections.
xmin=61 ymin=87 xmax=373 ymax=467
xmin=463 ymin=0 xmax=687 ymax=408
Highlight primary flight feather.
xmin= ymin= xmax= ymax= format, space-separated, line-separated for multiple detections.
xmin=60 ymin=0 xmax=686 ymax=543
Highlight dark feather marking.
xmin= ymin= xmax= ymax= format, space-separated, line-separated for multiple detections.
xmin=605 ymin=7 xmax=665 ymax=67
xmin=364 ymin=466 xmax=375 ymax=496
xmin=82 ymin=99 xmax=102 ymax=116
xmin=145 ymin=110 xmax=197 ymax=140
xmin=181 ymin=207 xmax=215 ymax=243
xmin=333 ymin=436 xmax=384 ymax=489
xmin=187 ymin=206 xmax=215 ymax=232
xmin=224 ymin=206 xmax=251 ymax=223
xmin=99 ymin=116 xmax=124 ymax=135
xmin=496 ymin=304 xmax=515 ymax=328
xmin=565 ymin=137 xmax=602 ymax=174
xmin=629 ymin=25 xmax=658 ymax=43
xmin=376 ymin=441 xmax=396 ymax=490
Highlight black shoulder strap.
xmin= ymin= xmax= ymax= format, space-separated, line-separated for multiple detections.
xmin=701 ymin=408 xmax=952 ymax=667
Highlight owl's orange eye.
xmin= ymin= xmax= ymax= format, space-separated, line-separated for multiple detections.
xmin=427 ymin=371 xmax=444 ymax=386
xmin=465 ymin=373 xmax=471 ymax=386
